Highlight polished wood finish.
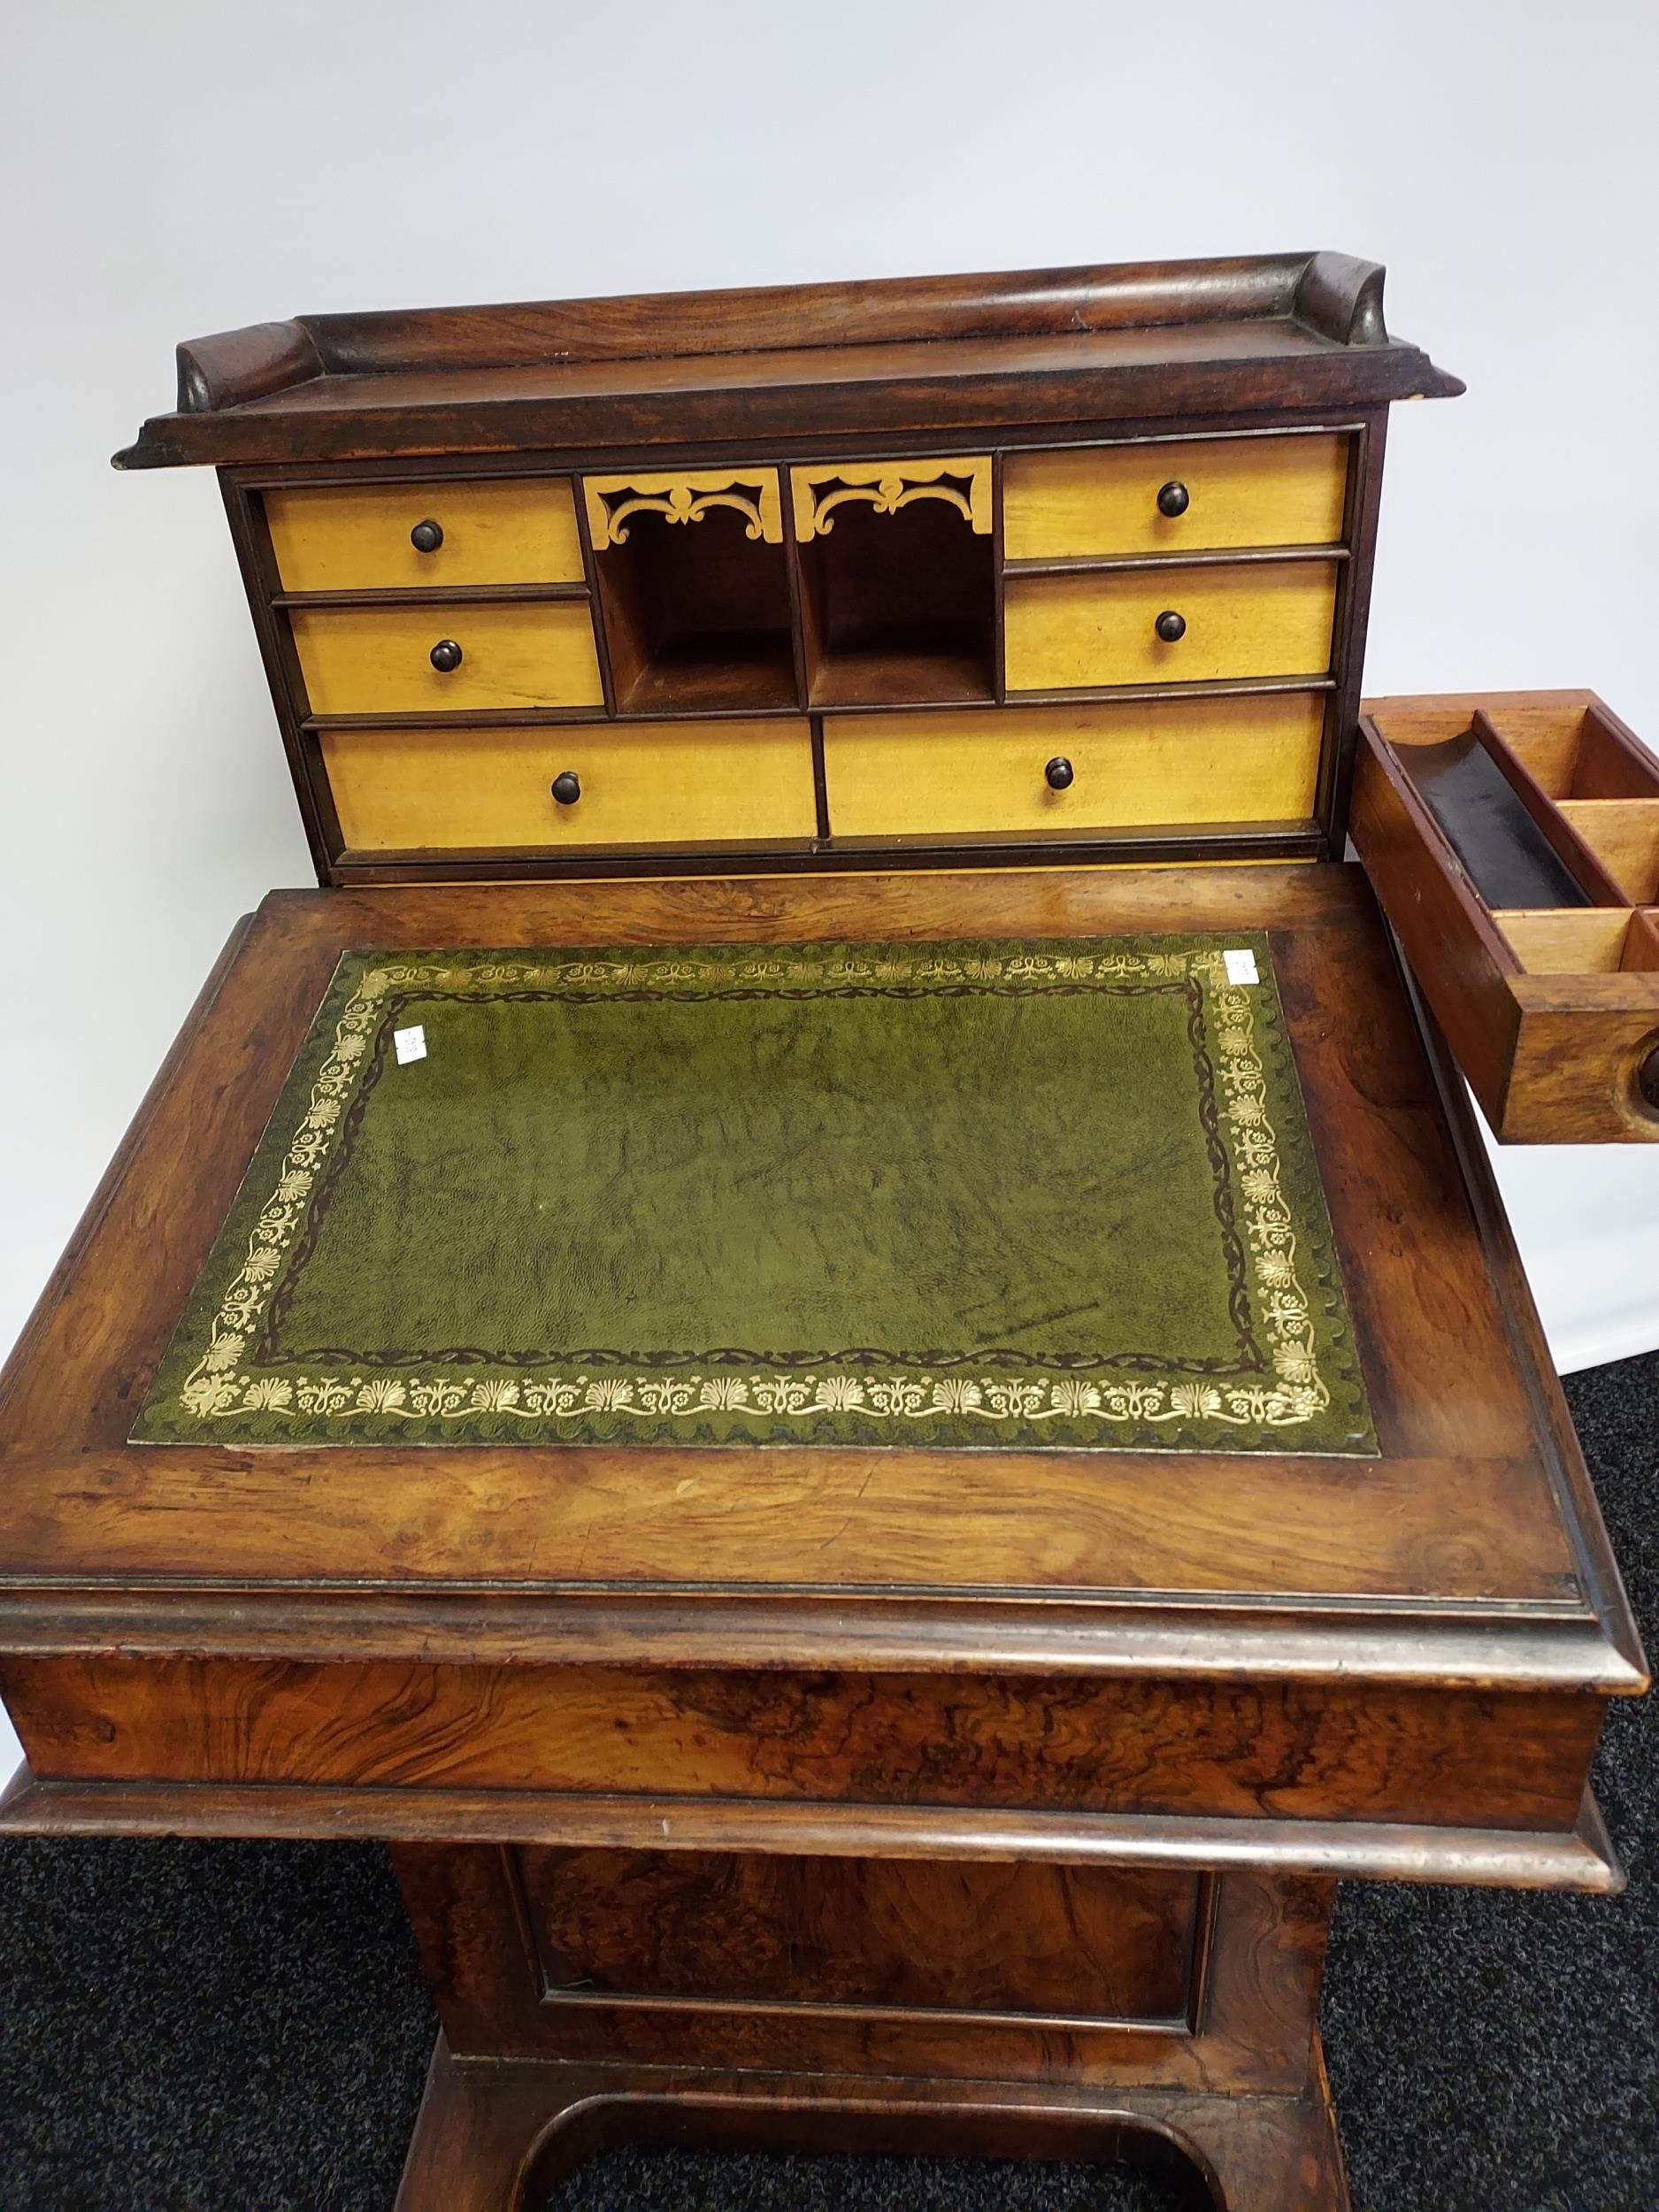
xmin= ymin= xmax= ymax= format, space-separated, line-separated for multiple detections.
xmin=263 ymin=476 xmax=586 ymax=592
xmin=290 ymin=599 xmax=604 ymax=715
xmin=1002 ymin=433 xmax=1349 ymax=561
xmin=322 ymin=718 xmax=818 ymax=851
xmin=822 ymin=695 xmax=1325 ymax=838
xmin=1003 ymin=561 xmax=1338 ymax=692
xmin=26 ymin=259 xmax=1636 ymax=2208
xmin=116 ymin=253 xmax=1460 ymax=472
xmin=1354 ymin=689 xmax=1659 ymax=1141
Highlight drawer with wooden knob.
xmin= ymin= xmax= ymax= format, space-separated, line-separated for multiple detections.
xmin=821 ymin=694 xmax=1326 ymax=839
xmin=1002 ymin=560 xmax=1339 ymax=694
xmin=263 ymin=476 xmax=588 ymax=591
xmin=1002 ymin=434 xmax=1351 ymax=561
xmin=289 ymin=601 xmax=605 ymax=716
xmin=319 ymin=718 xmax=819 ymax=852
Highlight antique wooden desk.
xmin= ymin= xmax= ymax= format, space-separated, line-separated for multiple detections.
xmin=0 ymin=256 xmax=1653 ymax=2211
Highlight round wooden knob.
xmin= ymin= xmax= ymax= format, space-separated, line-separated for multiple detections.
xmin=550 ymin=771 xmax=581 ymax=806
xmin=410 ymin=518 xmax=444 ymax=553
xmin=1156 ymin=480 xmax=1190 ymax=518
xmin=1155 ymin=610 xmax=1187 ymax=643
xmin=428 ymin=639 xmax=463 ymax=672
xmin=1637 ymin=1042 xmax=1659 ymax=1113
xmin=1044 ymin=757 xmax=1075 ymax=791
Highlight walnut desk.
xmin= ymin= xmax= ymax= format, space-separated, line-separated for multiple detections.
xmin=0 ymin=256 xmax=1652 ymax=2212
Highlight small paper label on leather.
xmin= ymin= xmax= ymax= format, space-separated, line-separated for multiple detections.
xmin=393 ymin=1025 xmax=427 ymax=1064
xmin=1223 ymin=949 xmax=1260 ymax=986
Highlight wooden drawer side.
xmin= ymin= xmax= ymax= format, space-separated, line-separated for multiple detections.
xmin=321 ymin=719 xmax=818 ymax=852
xmin=822 ymin=695 xmax=1325 ymax=839
xmin=291 ymin=601 xmax=605 ymax=716
xmin=1003 ymin=563 xmax=1338 ymax=694
xmin=1003 ymin=434 xmax=1350 ymax=562
xmin=265 ymin=476 xmax=587 ymax=592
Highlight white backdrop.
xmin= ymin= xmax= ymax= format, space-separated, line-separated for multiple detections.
xmin=3 ymin=0 xmax=1657 ymax=1789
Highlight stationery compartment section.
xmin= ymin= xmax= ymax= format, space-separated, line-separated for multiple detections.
xmin=1002 ymin=559 xmax=1339 ymax=694
xmin=821 ymin=693 xmax=1325 ymax=841
xmin=791 ymin=457 xmax=996 ymax=707
xmin=1352 ymin=691 xmax=1659 ymax=1141
xmin=289 ymin=600 xmax=605 ymax=717
xmin=584 ymin=469 xmax=798 ymax=713
xmin=319 ymin=718 xmax=818 ymax=853
xmin=1002 ymin=433 xmax=1350 ymax=562
xmin=263 ymin=476 xmax=587 ymax=592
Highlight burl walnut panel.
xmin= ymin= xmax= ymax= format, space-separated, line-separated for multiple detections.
xmin=1 ymin=1655 xmax=1601 ymax=1832
xmin=518 ymin=1849 xmax=1200 ymax=2023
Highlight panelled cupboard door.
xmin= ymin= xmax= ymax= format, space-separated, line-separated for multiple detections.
xmin=1002 ymin=433 xmax=1350 ymax=562
xmin=321 ymin=719 xmax=819 ymax=851
xmin=1003 ymin=563 xmax=1339 ymax=694
xmin=290 ymin=602 xmax=605 ymax=716
xmin=264 ymin=478 xmax=588 ymax=592
xmin=822 ymin=695 xmax=1325 ymax=838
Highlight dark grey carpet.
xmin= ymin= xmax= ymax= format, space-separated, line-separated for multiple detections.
xmin=0 ymin=1352 xmax=1654 ymax=2212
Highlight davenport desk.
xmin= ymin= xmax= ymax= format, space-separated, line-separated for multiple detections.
xmin=0 ymin=256 xmax=1653 ymax=2210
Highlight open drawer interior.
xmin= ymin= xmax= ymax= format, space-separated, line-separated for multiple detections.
xmin=1353 ymin=691 xmax=1659 ymax=1141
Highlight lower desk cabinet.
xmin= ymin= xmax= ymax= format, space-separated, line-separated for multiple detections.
xmin=320 ymin=718 xmax=819 ymax=852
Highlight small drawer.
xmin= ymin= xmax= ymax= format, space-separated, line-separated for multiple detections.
xmin=1003 ymin=561 xmax=1338 ymax=694
xmin=823 ymin=695 xmax=1325 ymax=840
xmin=1002 ymin=434 xmax=1350 ymax=561
xmin=290 ymin=602 xmax=604 ymax=717
xmin=1353 ymin=691 xmax=1659 ymax=1142
xmin=263 ymin=476 xmax=586 ymax=592
xmin=320 ymin=718 xmax=818 ymax=852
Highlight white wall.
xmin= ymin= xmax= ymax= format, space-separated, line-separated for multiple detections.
xmin=3 ymin=2 xmax=1656 ymax=1793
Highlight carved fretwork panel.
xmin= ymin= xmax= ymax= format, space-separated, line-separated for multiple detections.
xmin=583 ymin=469 xmax=785 ymax=549
xmin=791 ymin=457 xmax=994 ymax=541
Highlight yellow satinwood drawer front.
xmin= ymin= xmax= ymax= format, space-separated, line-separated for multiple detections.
xmin=1003 ymin=562 xmax=1339 ymax=694
xmin=321 ymin=720 xmax=819 ymax=851
xmin=264 ymin=478 xmax=587 ymax=592
xmin=291 ymin=603 xmax=605 ymax=717
xmin=822 ymin=695 xmax=1325 ymax=839
xmin=1002 ymin=434 xmax=1350 ymax=561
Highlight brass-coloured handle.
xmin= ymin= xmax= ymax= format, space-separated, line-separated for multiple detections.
xmin=551 ymin=771 xmax=581 ymax=806
xmin=429 ymin=639 xmax=464 ymax=672
xmin=1155 ymin=610 xmax=1187 ymax=643
xmin=1044 ymin=757 xmax=1075 ymax=791
xmin=1156 ymin=480 xmax=1190 ymax=518
xmin=410 ymin=518 xmax=444 ymax=553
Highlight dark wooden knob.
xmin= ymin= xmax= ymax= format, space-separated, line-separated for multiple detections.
xmin=1155 ymin=610 xmax=1187 ymax=643
xmin=410 ymin=518 xmax=444 ymax=552
xmin=429 ymin=639 xmax=463 ymax=672
xmin=1044 ymin=757 xmax=1075 ymax=791
xmin=1156 ymin=480 xmax=1190 ymax=518
xmin=1637 ymin=1042 xmax=1659 ymax=1113
xmin=550 ymin=771 xmax=581 ymax=806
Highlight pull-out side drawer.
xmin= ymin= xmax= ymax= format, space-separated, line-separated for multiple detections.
xmin=291 ymin=601 xmax=605 ymax=716
xmin=1003 ymin=561 xmax=1338 ymax=694
xmin=1003 ymin=434 xmax=1350 ymax=561
xmin=321 ymin=718 xmax=818 ymax=852
xmin=1353 ymin=689 xmax=1659 ymax=1142
xmin=265 ymin=476 xmax=588 ymax=591
xmin=822 ymin=695 xmax=1325 ymax=840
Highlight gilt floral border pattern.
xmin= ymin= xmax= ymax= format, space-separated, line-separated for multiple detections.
xmin=133 ymin=940 xmax=1375 ymax=1453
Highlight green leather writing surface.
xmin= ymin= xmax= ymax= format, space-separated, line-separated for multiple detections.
xmin=133 ymin=937 xmax=1374 ymax=1453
